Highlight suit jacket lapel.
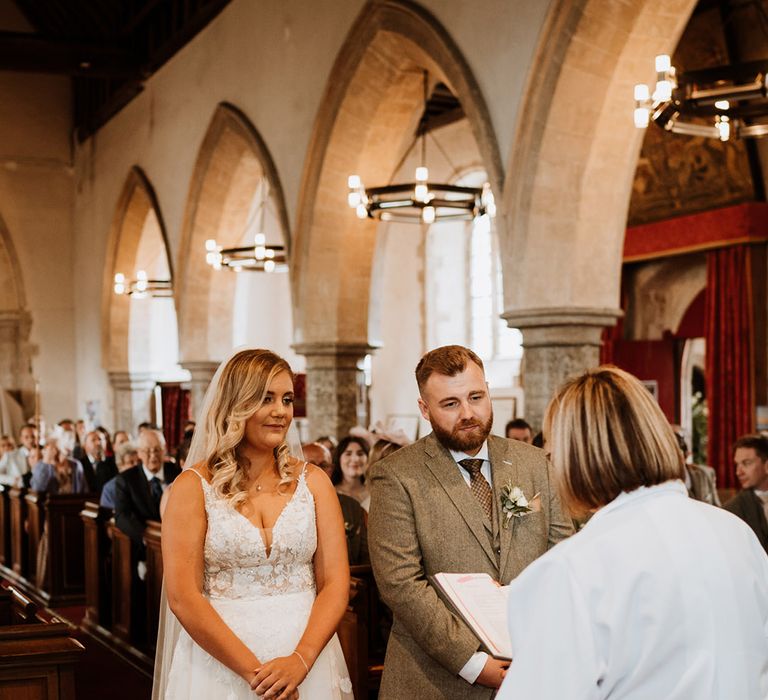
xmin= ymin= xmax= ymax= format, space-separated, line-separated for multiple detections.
xmin=489 ymin=435 xmax=516 ymax=579
xmin=423 ymin=434 xmax=497 ymax=568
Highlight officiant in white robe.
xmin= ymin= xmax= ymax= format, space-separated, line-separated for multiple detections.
xmin=498 ymin=367 xmax=768 ymax=700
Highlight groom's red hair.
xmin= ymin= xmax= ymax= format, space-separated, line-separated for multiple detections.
xmin=415 ymin=345 xmax=484 ymax=394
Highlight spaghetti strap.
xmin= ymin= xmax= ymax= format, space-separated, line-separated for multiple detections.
xmin=187 ymin=467 xmax=204 ymax=480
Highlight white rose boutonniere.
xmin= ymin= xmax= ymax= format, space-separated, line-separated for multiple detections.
xmin=500 ymin=480 xmax=539 ymax=529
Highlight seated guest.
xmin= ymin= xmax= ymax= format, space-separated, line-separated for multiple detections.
xmin=497 ymin=367 xmax=768 ymax=699
xmin=303 ymin=441 xmax=334 ymax=479
xmin=113 ymin=430 xmax=131 ymax=449
xmin=332 ymin=435 xmax=370 ymax=511
xmin=316 ymin=434 xmax=337 ymax=455
xmin=505 ymin=418 xmax=533 ymax=444
xmin=31 ymin=439 xmax=87 ymax=494
xmin=673 ymin=429 xmax=721 ymax=506
xmin=100 ymin=442 xmax=140 ymax=509
xmin=115 ymin=428 xmax=180 ymax=558
xmin=96 ymin=425 xmax=115 ymax=458
xmin=724 ymin=434 xmax=768 ymax=554
xmin=0 ymin=434 xmax=15 ymax=455
xmin=304 ymin=441 xmax=369 ymax=563
xmin=0 ymin=424 xmax=37 ymax=486
xmin=81 ymin=429 xmax=117 ymax=493
xmin=368 ymin=437 xmax=404 ymax=469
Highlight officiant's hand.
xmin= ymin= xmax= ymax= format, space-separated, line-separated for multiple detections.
xmin=250 ymin=654 xmax=307 ymax=699
xmin=475 ymin=657 xmax=509 ymax=688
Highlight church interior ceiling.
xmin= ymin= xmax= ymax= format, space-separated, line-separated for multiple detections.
xmin=628 ymin=0 xmax=764 ymax=226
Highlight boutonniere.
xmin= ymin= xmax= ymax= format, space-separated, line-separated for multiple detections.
xmin=500 ymin=481 xmax=539 ymax=528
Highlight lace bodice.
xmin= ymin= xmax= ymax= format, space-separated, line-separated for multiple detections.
xmin=190 ymin=467 xmax=317 ymax=600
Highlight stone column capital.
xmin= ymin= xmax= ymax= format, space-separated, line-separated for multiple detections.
xmin=501 ymin=306 xmax=623 ymax=347
xmin=107 ymin=370 xmax=156 ymax=390
xmin=292 ymin=342 xmax=379 ymax=366
xmin=180 ymin=360 xmax=220 ymax=380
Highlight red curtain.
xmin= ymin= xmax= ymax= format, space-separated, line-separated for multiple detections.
xmin=161 ymin=384 xmax=191 ymax=454
xmin=705 ymin=245 xmax=755 ymax=488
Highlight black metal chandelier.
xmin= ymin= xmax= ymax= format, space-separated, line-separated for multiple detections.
xmin=634 ymin=54 xmax=768 ymax=141
xmin=204 ymin=182 xmax=287 ymax=273
xmin=113 ymin=270 xmax=172 ymax=298
xmin=348 ymin=72 xmax=496 ymax=225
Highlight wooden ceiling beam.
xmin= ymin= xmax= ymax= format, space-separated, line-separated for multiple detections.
xmin=0 ymin=31 xmax=138 ymax=77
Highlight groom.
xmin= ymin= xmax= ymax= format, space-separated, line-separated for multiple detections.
xmin=369 ymin=345 xmax=573 ymax=699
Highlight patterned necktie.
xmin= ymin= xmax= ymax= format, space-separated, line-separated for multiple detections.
xmin=149 ymin=476 xmax=163 ymax=508
xmin=459 ymin=458 xmax=493 ymax=521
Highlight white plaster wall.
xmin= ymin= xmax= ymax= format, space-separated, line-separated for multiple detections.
xmin=69 ymin=0 xmax=554 ymax=427
xmin=369 ymin=222 xmax=424 ymax=431
xmin=0 ymin=68 xmax=76 ymax=423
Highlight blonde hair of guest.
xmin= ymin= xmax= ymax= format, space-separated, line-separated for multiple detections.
xmin=543 ymin=365 xmax=685 ymax=518
xmin=202 ymin=349 xmax=295 ymax=508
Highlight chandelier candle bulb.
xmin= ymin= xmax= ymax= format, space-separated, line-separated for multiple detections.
xmin=715 ymin=100 xmax=730 ymax=110
xmin=264 ymin=259 xmax=275 ymax=273
xmin=348 ymin=174 xmax=361 ymax=190
xmin=655 ymin=54 xmax=671 ymax=73
xmin=415 ymin=166 xmax=428 ymax=182
xmin=634 ymin=107 xmax=650 ymax=129
xmin=348 ymin=191 xmax=361 ymax=208
xmin=356 ymin=203 xmax=368 ymax=219
xmin=205 ymin=238 xmax=217 ymax=251
xmin=422 ymin=205 xmax=436 ymax=224
xmin=634 ymin=84 xmax=650 ymax=102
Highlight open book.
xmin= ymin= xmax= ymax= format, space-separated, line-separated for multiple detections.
xmin=432 ymin=572 xmax=513 ymax=661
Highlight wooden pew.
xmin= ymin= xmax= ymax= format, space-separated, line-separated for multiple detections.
xmin=108 ymin=520 xmax=135 ymax=646
xmin=0 ymin=485 xmax=10 ymax=569
xmin=25 ymin=493 xmax=88 ymax=607
xmin=8 ymin=486 xmax=28 ymax=581
xmin=25 ymin=491 xmax=45 ymax=586
xmin=338 ymin=574 xmax=369 ymax=700
xmin=144 ymin=520 xmax=163 ymax=655
xmin=81 ymin=502 xmax=113 ymax=635
xmin=0 ymin=582 xmax=84 ymax=700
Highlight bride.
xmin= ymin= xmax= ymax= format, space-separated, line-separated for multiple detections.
xmin=154 ymin=349 xmax=352 ymax=699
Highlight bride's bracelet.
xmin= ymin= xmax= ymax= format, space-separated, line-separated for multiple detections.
xmin=292 ymin=650 xmax=309 ymax=673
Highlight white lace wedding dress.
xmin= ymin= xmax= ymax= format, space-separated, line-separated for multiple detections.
xmin=163 ymin=466 xmax=353 ymax=699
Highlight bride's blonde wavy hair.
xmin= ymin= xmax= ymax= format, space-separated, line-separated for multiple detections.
xmin=203 ymin=349 xmax=295 ymax=508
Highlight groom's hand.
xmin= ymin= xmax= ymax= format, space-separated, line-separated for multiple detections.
xmin=475 ymin=657 xmax=510 ymax=688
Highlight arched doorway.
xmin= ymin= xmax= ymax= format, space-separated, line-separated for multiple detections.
xmin=293 ymin=0 xmax=502 ymax=438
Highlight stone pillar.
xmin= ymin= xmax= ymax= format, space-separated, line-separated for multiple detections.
xmin=293 ymin=342 xmax=374 ymax=440
xmin=0 ymin=310 xmax=35 ymax=415
xmin=109 ymin=371 xmax=156 ymax=434
xmin=180 ymin=361 xmax=220 ymax=421
xmin=501 ymin=308 xmax=621 ymax=431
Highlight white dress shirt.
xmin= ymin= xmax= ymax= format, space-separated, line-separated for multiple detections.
xmin=449 ymin=442 xmax=492 ymax=685
xmin=498 ymin=480 xmax=768 ymax=699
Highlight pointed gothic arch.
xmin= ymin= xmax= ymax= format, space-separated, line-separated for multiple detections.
xmin=101 ymin=166 xmax=174 ymax=372
xmin=501 ymin=0 xmax=698 ymax=319
xmin=291 ymin=0 xmax=503 ymax=347
xmin=174 ymin=102 xmax=292 ymax=364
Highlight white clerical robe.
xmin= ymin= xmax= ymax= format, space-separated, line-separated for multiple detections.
xmin=497 ymin=480 xmax=768 ymax=700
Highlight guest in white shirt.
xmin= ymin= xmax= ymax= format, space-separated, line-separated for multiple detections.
xmin=498 ymin=366 xmax=768 ymax=700
xmin=0 ymin=424 xmax=38 ymax=487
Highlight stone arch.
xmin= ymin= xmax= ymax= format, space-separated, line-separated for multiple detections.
xmin=499 ymin=0 xmax=698 ymax=428
xmin=101 ymin=166 xmax=174 ymax=372
xmin=292 ymin=0 xmax=503 ymax=348
xmin=174 ymin=102 xmax=291 ymax=364
xmin=502 ymin=0 xmax=698 ymax=319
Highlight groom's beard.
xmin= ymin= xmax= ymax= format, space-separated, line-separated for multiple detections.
xmin=432 ymin=412 xmax=494 ymax=453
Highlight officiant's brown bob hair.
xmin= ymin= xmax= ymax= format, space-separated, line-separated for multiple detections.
xmin=543 ymin=366 xmax=684 ymax=514
xmin=415 ymin=345 xmax=484 ymax=392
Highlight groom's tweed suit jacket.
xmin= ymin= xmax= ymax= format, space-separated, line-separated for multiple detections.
xmin=368 ymin=432 xmax=573 ymax=700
